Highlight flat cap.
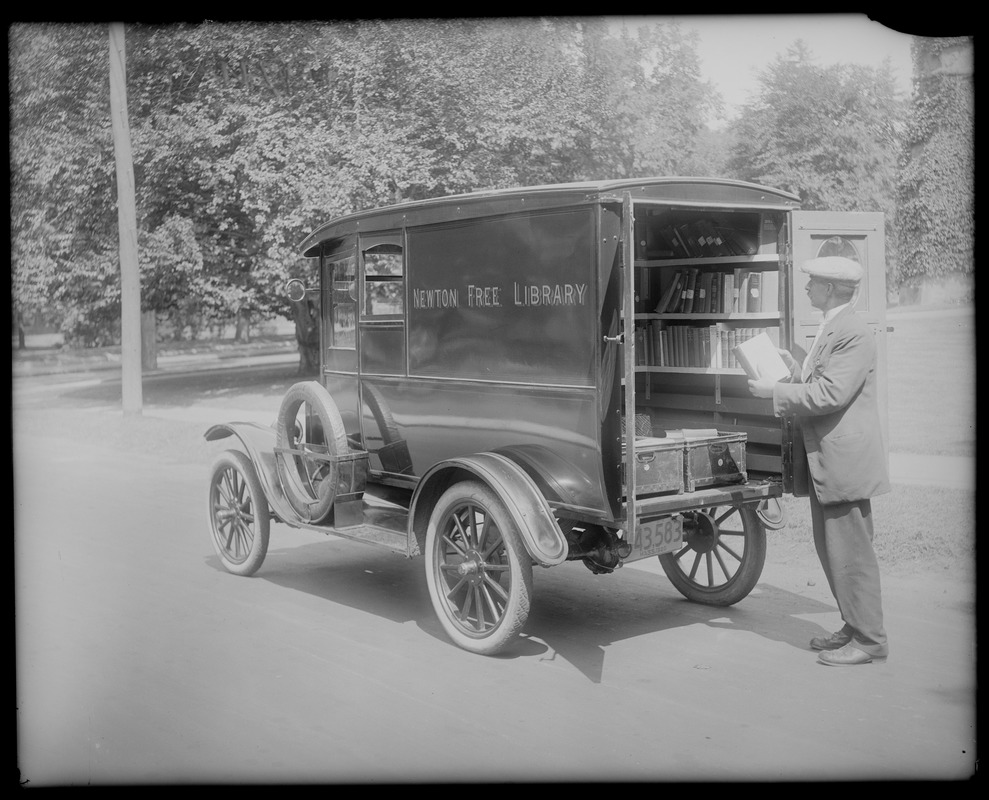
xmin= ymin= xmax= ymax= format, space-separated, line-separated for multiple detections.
xmin=800 ymin=256 xmax=863 ymax=284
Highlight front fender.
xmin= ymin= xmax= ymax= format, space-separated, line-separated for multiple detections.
xmin=410 ymin=452 xmax=568 ymax=567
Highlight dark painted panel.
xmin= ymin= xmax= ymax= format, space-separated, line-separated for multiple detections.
xmin=406 ymin=209 xmax=596 ymax=385
xmin=358 ymin=377 xmax=608 ymax=513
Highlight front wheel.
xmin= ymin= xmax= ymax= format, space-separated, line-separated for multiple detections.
xmin=424 ymin=481 xmax=533 ymax=655
xmin=207 ymin=450 xmax=270 ymax=576
xmin=658 ymin=503 xmax=766 ymax=606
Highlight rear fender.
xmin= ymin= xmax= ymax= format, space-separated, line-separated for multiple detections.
xmin=409 ymin=452 xmax=568 ymax=566
xmin=204 ymin=422 xmax=300 ymax=525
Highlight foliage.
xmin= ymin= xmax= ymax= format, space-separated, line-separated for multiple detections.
xmin=894 ymin=37 xmax=974 ymax=287
xmin=10 ymin=24 xmax=118 ymax=344
xmin=724 ymin=42 xmax=906 ymax=278
xmin=10 ymin=18 xmax=723 ymax=351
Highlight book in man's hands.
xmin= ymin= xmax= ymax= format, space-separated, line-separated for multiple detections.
xmin=732 ymin=331 xmax=790 ymax=382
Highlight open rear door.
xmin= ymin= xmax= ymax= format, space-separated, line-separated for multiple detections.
xmin=621 ymin=192 xmax=638 ymax=535
xmin=789 ymin=210 xmax=889 ymax=459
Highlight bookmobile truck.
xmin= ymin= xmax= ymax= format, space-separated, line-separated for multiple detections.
xmin=205 ymin=177 xmax=888 ymax=655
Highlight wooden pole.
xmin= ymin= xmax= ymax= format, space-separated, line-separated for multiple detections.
xmin=108 ymin=23 xmax=142 ymax=413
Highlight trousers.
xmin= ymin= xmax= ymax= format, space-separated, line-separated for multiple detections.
xmin=808 ymin=482 xmax=888 ymax=654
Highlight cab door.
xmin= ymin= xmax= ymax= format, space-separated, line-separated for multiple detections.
xmin=356 ymin=232 xmax=413 ymax=475
xmin=321 ymin=239 xmax=361 ymax=438
xmin=788 ymin=211 xmax=889 ymax=487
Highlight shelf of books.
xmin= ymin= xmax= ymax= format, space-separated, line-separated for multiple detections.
xmin=625 ymin=206 xmax=790 ymax=482
xmin=631 ymin=208 xmax=784 ymax=376
xmin=633 ymin=321 xmax=780 ymax=372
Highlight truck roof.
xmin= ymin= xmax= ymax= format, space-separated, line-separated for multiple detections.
xmin=300 ymin=176 xmax=802 ymax=256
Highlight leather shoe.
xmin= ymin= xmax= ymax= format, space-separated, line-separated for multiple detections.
xmin=810 ymin=629 xmax=852 ymax=651
xmin=817 ymin=642 xmax=887 ymax=666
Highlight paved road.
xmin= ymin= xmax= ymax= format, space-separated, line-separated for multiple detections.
xmin=14 ymin=430 xmax=977 ymax=784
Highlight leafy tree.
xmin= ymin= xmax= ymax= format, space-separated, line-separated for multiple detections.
xmin=724 ymin=41 xmax=905 ymax=280
xmin=570 ymin=19 xmax=722 ymax=179
xmin=894 ymin=37 xmax=973 ymax=291
xmin=10 ymin=18 xmax=722 ymax=359
xmin=10 ymin=24 xmax=118 ymax=346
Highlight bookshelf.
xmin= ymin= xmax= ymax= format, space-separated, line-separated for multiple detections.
xmin=627 ymin=206 xmax=789 ymax=480
xmin=632 ymin=209 xmax=785 ymax=374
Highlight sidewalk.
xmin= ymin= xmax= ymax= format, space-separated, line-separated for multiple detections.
xmin=11 ymin=335 xmax=298 ymax=378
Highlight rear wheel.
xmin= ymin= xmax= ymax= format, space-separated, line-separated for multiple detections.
xmin=658 ymin=503 xmax=766 ymax=606
xmin=207 ymin=450 xmax=270 ymax=576
xmin=425 ymin=481 xmax=533 ymax=655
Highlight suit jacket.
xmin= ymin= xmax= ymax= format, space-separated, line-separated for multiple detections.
xmin=773 ymin=306 xmax=890 ymax=504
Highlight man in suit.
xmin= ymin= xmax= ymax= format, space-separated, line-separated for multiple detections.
xmin=748 ymin=256 xmax=890 ymax=666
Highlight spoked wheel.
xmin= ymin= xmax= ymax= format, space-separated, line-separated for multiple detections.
xmin=275 ymin=381 xmax=350 ymax=523
xmin=425 ymin=481 xmax=533 ymax=655
xmin=207 ymin=450 xmax=270 ymax=576
xmin=658 ymin=502 xmax=766 ymax=606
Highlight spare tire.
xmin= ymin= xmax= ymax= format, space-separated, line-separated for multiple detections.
xmin=275 ymin=381 xmax=350 ymax=523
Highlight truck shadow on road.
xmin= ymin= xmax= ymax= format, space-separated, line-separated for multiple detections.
xmin=215 ymin=534 xmax=840 ymax=683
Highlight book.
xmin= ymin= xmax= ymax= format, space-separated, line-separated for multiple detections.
xmin=671 ymin=225 xmax=696 ymax=258
xmin=708 ymin=272 xmax=720 ymax=313
xmin=761 ymin=270 xmax=779 ymax=313
xmin=650 ymin=321 xmax=664 ymax=366
xmin=734 ymin=268 xmax=750 ymax=313
xmin=697 ymin=271 xmax=713 ymax=314
xmin=732 ymin=331 xmax=790 ymax=382
xmin=722 ymin=272 xmax=734 ymax=314
xmin=688 ymin=221 xmax=713 ymax=256
xmin=746 ymin=270 xmax=763 ymax=313
xmin=663 ymin=225 xmax=689 ymax=258
xmin=708 ymin=325 xmax=720 ymax=369
xmin=698 ymin=219 xmax=731 ymax=256
xmin=681 ymin=269 xmax=699 ymax=314
xmin=655 ymin=270 xmax=682 ymax=313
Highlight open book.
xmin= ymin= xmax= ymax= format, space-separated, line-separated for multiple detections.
xmin=732 ymin=331 xmax=791 ymax=382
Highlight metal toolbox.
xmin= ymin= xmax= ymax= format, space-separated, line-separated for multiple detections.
xmin=625 ymin=437 xmax=684 ymax=496
xmin=676 ymin=431 xmax=748 ymax=492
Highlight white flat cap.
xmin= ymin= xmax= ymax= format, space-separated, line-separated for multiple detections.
xmin=800 ymin=256 xmax=863 ymax=284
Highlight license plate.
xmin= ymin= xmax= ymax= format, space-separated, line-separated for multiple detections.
xmin=627 ymin=516 xmax=683 ymax=562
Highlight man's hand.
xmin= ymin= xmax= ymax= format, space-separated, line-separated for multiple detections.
xmin=778 ymin=348 xmax=799 ymax=373
xmin=748 ymin=377 xmax=778 ymax=398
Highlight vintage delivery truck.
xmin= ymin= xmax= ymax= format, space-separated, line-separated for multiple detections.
xmin=205 ymin=177 xmax=888 ymax=655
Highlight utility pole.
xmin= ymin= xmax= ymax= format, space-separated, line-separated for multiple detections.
xmin=108 ymin=22 xmax=142 ymax=413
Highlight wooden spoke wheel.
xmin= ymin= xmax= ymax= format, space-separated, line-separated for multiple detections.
xmin=207 ymin=450 xmax=270 ymax=576
xmin=424 ymin=481 xmax=533 ymax=655
xmin=658 ymin=503 xmax=766 ymax=606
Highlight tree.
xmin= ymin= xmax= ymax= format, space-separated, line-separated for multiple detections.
xmin=894 ymin=37 xmax=973 ymax=293
xmin=10 ymin=24 xmax=119 ymax=346
xmin=724 ymin=42 xmax=905 ymax=279
xmin=570 ymin=18 xmax=722 ymax=179
xmin=727 ymin=42 xmax=904 ymax=209
xmin=10 ymin=19 xmax=720 ymax=359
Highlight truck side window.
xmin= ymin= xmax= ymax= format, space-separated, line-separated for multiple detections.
xmin=363 ymin=243 xmax=404 ymax=317
xmin=327 ymin=252 xmax=357 ymax=349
